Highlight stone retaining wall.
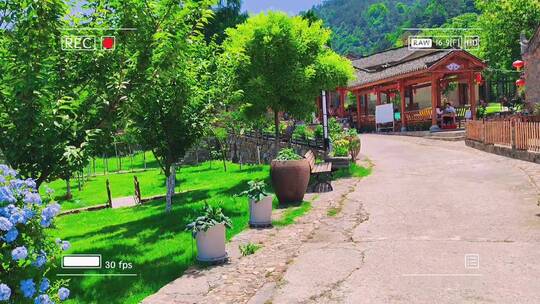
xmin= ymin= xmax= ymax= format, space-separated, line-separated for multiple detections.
xmin=465 ymin=140 xmax=540 ymax=164
xmin=227 ymin=134 xmax=325 ymax=165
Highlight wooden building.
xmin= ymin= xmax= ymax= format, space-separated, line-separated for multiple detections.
xmin=318 ymin=47 xmax=487 ymax=131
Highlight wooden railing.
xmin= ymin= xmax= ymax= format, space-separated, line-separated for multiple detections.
xmin=404 ymin=108 xmax=432 ymax=124
xmin=465 ymin=120 xmax=540 ymax=152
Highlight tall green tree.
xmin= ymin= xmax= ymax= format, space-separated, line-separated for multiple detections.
xmin=222 ymin=12 xmax=354 ymax=150
xmin=476 ymin=0 xmax=540 ymax=69
xmin=120 ymin=0 xmax=222 ymax=212
xmin=205 ymin=0 xmax=248 ymax=43
xmin=0 ymin=0 xmax=108 ymax=188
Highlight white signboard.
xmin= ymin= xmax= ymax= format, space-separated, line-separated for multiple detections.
xmin=375 ymin=104 xmax=394 ymax=124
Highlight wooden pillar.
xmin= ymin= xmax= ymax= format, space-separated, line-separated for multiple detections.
xmin=364 ymin=94 xmax=368 ymax=115
xmin=430 ymin=75 xmax=440 ymax=131
xmin=356 ymin=92 xmax=361 ymax=129
xmin=399 ymin=81 xmax=407 ymax=131
xmin=468 ymin=72 xmax=477 ymax=120
xmin=339 ymin=89 xmax=346 ymax=117
xmin=376 ymin=90 xmax=382 ymax=106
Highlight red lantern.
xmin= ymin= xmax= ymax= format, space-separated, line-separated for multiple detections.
xmin=516 ymin=78 xmax=525 ymax=87
xmin=512 ymin=60 xmax=524 ymax=71
xmin=475 ymin=73 xmax=483 ymax=84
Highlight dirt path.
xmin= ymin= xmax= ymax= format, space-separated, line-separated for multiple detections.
xmin=144 ymin=135 xmax=540 ymax=304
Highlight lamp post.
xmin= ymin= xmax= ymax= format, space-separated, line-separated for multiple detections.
xmin=321 ymin=90 xmax=330 ymax=151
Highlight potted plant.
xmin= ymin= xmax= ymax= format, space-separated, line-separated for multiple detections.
xmin=239 ymin=180 xmax=273 ymax=227
xmin=186 ymin=203 xmax=232 ymax=263
xmin=270 ymin=148 xmax=310 ymax=204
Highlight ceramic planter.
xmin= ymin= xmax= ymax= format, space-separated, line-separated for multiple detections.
xmin=195 ymin=223 xmax=227 ymax=262
xmin=249 ymin=196 xmax=273 ymax=227
xmin=270 ymin=159 xmax=310 ymax=204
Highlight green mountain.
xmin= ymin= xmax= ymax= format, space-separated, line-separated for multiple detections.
xmin=312 ymin=0 xmax=478 ymax=56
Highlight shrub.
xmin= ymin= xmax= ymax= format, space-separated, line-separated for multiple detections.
xmin=275 ymin=148 xmax=302 ymax=161
xmin=314 ymin=125 xmax=323 ymax=139
xmin=0 ymin=165 xmax=71 ymax=303
xmin=332 ymin=139 xmax=350 ymax=157
xmin=292 ymin=125 xmax=314 ymax=140
xmin=328 ymin=118 xmax=344 ymax=141
xmin=348 ymin=137 xmax=361 ymax=161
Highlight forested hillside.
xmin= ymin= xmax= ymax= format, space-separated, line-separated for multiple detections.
xmin=313 ymin=0 xmax=478 ymax=56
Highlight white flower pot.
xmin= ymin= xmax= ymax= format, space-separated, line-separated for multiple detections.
xmin=195 ymin=223 xmax=227 ymax=262
xmin=249 ymin=196 xmax=273 ymax=227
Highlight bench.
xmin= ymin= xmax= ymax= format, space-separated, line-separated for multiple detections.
xmin=455 ymin=106 xmax=470 ymax=128
xmin=404 ymin=107 xmax=433 ymax=125
xmin=304 ymin=150 xmax=333 ymax=192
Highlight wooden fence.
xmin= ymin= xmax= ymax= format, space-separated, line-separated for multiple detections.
xmin=465 ymin=120 xmax=540 ymax=152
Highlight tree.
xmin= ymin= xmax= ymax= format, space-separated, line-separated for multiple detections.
xmin=475 ymin=0 xmax=540 ymax=69
xmin=222 ymin=12 xmax=354 ymax=152
xmin=124 ymin=0 xmax=222 ymax=212
xmin=205 ymin=0 xmax=248 ymax=44
xmin=0 ymin=0 xmax=109 ymax=188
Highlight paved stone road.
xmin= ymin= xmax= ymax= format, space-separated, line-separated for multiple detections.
xmin=269 ymin=135 xmax=540 ymax=304
xmin=144 ymin=135 xmax=540 ymax=304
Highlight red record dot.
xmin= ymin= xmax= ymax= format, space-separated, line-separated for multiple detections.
xmin=102 ymin=37 xmax=115 ymax=49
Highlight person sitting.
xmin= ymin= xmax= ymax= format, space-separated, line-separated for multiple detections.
xmin=442 ymin=102 xmax=457 ymax=127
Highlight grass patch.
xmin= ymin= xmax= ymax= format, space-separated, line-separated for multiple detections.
xmin=42 ymin=161 xmax=252 ymax=210
xmin=333 ymin=163 xmax=372 ymax=179
xmin=50 ymin=162 xmax=270 ymax=304
xmin=272 ymin=201 xmax=312 ymax=227
xmin=239 ymin=242 xmax=261 ymax=256
xmin=327 ymin=206 xmax=341 ymax=217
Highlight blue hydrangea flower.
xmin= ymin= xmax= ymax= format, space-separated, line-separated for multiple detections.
xmin=24 ymin=192 xmax=42 ymax=205
xmin=0 ymin=216 xmax=13 ymax=231
xmin=61 ymin=241 xmax=71 ymax=251
xmin=20 ymin=279 xmax=36 ymax=299
xmin=34 ymin=294 xmax=54 ymax=304
xmin=33 ymin=251 xmax=47 ymax=268
xmin=22 ymin=207 xmax=35 ymax=222
xmin=0 ymin=283 xmax=11 ymax=301
xmin=0 ymin=165 xmax=16 ymax=177
xmin=42 ymin=203 xmax=61 ymax=218
xmin=39 ymin=278 xmax=50 ymax=292
xmin=9 ymin=207 xmax=25 ymax=224
xmin=24 ymin=178 xmax=36 ymax=189
xmin=58 ymin=287 xmax=70 ymax=301
xmin=0 ymin=175 xmax=5 ymax=184
xmin=0 ymin=186 xmax=15 ymax=203
xmin=4 ymin=228 xmax=18 ymax=243
xmin=11 ymin=246 xmax=28 ymax=261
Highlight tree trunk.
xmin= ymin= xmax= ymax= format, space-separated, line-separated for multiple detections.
xmin=65 ymin=176 xmax=72 ymax=200
xmin=274 ymin=110 xmax=280 ymax=155
xmin=165 ymin=164 xmax=176 ymax=213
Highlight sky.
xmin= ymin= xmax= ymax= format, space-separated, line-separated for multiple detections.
xmin=242 ymin=0 xmax=323 ymax=15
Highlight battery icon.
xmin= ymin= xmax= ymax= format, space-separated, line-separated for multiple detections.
xmin=62 ymin=254 xmax=102 ymax=269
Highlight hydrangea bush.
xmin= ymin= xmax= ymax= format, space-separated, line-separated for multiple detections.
xmin=0 ymin=165 xmax=71 ymax=303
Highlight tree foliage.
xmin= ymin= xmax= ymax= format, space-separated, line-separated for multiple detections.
xmin=222 ymin=12 xmax=354 ymax=146
xmin=475 ymin=0 xmax=540 ymax=69
xmin=0 ymin=0 xmax=109 ymax=188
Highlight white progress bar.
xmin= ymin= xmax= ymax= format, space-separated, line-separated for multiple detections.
xmin=62 ymin=254 xmax=102 ymax=269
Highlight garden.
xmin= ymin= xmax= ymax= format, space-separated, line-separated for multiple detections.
xmin=0 ymin=1 xmax=365 ymax=304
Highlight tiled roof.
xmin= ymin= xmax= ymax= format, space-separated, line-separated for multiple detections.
xmin=348 ymin=47 xmax=453 ymax=88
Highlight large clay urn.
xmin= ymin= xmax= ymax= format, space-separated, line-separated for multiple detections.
xmin=270 ymin=159 xmax=310 ymax=204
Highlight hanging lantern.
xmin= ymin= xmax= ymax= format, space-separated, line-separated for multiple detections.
xmin=512 ymin=60 xmax=524 ymax=71
xmin=516 ymin=78 xmax=525 ymax=87
xmin=475 ymin=73 xmax=483 ymax=85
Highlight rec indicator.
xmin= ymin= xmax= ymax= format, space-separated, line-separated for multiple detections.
xmin=61 ymin=36 xmax=116 ymax=51
xmin=62 ymin=254 xmax=102 ymax=269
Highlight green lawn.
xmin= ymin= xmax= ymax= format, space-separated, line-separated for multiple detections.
xmin=52 ymin=162 xmax=270 ymax=304
xmin=42 ymin=161 xmax=234 ymax=210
